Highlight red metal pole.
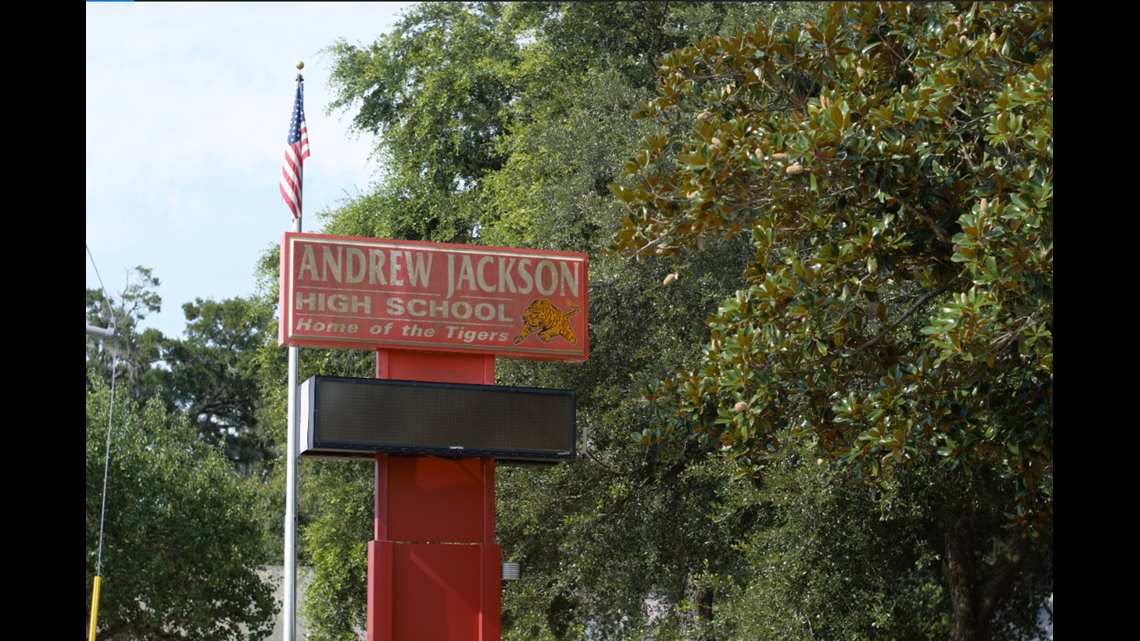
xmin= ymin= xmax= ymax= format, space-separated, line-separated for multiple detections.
xmin=368 ymin=349 xmax=501 ymax=641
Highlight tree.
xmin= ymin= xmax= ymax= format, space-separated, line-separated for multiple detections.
xmin=159 ymin=297 xmax=271 ymax=475
xmin=696 ymin=441 xmax=1051 ymax=641
xmin=292 ymin=2 xmax=1051 ymax=639
xmin=85 ymin=379 xmax=277 ymax=641
xmin=610 ymin=4 xmax=1052 ymax=640
xmin=86 ymin=266 xmax=165 ymax=403
xmin=87 ymin=269 xmax=272 ymax=474
xmin=323 ymin=1 xmax=519 ymax=244
xmin=493 ymin=246 xmax=755 ymax=641
xmin=320 ymin=2 xmax=791 ymax=248
xmin=303 ymin=4 xmax=784 ymax=639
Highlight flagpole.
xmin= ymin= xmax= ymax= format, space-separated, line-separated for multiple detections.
xmin=286 ymin=218 xmax=300 ymax=641
xmin=286 ymin=237 xmax=299 ymax=641
xmin=284 ymin=66 xmax=305 ymax=641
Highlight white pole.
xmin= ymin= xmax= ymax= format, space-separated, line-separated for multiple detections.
xmin=284 ymin=72 xmax=304 ymax=641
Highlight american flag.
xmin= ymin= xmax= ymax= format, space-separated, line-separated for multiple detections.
xmin=280 ymin=81 xmax=310 ymax=219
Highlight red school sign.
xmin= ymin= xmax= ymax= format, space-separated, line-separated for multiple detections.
xmin=278 ymin=233 xmax=588 ymax=361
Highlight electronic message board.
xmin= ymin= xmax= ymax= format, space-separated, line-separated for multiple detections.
xmin=278 ymin=233 xmax=588 ymax=361
xmin=296 ymin=376 xmax=576 ymax=465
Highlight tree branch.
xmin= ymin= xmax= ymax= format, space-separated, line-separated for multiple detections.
xmin=895 ymin=192 xmax=953 ymax=246
xmin=826 ymin=283 xmax=950 ymax=364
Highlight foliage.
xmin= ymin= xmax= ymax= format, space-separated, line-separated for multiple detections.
xmin=613 ymin=0 xmax=1053 ymax=512
xmin=159 ymin=297 xmax=271 ymax=474
xmin=290 ymin=2 xmax=1054 ymax=640
xmin=87 ymin=268 xmax=272 ymax=473
xmin=297 ymin=460 xmax=375 ymax=640
xmin=700 ymin=443 xmax=1052 ymax=641
xmin=322 ymin=2 xmax=518 ymax=244
xmin=609 ymin=3 xmax=1052 ymax=639
xmin=305 ymin=4 xmax=806 ymax=639
xmin=495 ymin=245 xmax=755 ymax=641
xmin=704 ymin=448 xmax=950 ymax=640
xmin=85 ymin=379 xmax=276 ymax=641
xmin=252 ymin=240 xmax=377 ymax=637
xmin=86 ymin=266 xmax=165 ymax=402
xmin=318 ymin=2 xmax=799 ymax=248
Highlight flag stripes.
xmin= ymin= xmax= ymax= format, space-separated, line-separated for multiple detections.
xmin=280 ymin=81 xmax=310 ymax=219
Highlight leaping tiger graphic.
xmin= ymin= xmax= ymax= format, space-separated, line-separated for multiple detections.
xmin=513 ymin=299 xmax=580 ymax=345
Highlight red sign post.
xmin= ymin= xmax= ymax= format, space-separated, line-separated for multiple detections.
xmin=279 ymin=233 xmax=587 ymax=641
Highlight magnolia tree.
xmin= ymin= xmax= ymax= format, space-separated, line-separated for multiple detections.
xmin=610 ymin=4 xmax=1052 ymax=640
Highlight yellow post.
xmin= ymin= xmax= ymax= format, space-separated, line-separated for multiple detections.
xmin=88 ymin=576 xmax=102 ymax=641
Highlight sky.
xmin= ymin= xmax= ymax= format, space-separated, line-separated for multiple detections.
xmin=86 ymin=2 xmax=413 ymax=339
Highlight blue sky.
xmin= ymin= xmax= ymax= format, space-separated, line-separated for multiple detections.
xmin=87 ymin=2 xmax=412 ymax=338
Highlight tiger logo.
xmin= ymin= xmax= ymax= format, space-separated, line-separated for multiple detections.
xmin=513 ymin=299 xmax=580 ymax=345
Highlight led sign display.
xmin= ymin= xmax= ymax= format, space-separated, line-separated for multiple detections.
xmin=297 ymin=376 xmax=576 ymax=465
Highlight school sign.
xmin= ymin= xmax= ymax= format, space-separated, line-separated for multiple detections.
xmin=278 ymin=233 xmax=589 ymax=361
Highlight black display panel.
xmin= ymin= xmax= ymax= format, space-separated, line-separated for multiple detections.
xmin=297 ymin=376 xmax=576 ymax=465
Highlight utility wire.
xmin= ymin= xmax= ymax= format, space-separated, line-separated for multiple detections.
xmin=87 ymin=245 xmax=119 ymax=641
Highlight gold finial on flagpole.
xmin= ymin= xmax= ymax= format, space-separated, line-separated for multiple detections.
xmin=296 ymin=61 xmax=305 ymax=70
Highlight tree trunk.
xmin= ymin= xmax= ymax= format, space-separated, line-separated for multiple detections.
xmin=943 ymin=507 xmax=1031 ymax=641
xmin=695 ymin=585 xmax=714 ymax=641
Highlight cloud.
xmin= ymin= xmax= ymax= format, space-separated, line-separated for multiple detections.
xmin=87 ymin=3 xmax=410 ymax=337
